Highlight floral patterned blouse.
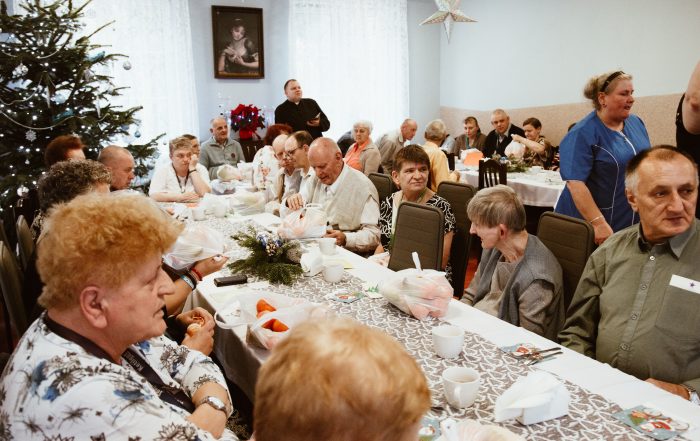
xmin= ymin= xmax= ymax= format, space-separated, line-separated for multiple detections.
xmin=0 ymin=314 xmax=238 ymax=440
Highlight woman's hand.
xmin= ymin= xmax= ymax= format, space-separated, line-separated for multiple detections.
xmin=592 ymin=220 xmax=613 ymax=245
xmin=193 ymin=255 xmax=228 ymax=278
xmin=511 ymin=134 xmax=526 ymax=143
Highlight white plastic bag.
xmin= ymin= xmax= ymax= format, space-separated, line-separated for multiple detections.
xmin=231 ymin=190 xmax=265 ymax=215
xmin=504 ymin=140 xmax=525 ymax=159
xmin=277 ymin=206 xmax=327 ymax=239
xmin=163 ymin=225 xmax=225 ymax=270
xmin=379 ymin=268 xmax=453 ymax=320
xmin=247 ymin=302 xmax=328 ymax=350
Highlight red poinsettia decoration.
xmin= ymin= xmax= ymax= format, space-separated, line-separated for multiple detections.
xmin=230 ymin=104 xmax=266 ymax=140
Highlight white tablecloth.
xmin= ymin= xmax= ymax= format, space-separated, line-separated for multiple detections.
xmin=457 ymin=167 xmax=565 ymax=207
xmin=189 ymin=210 xmax=700 ymax=440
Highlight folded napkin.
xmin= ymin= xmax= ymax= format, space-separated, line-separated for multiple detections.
xmin=494 ymin=371 xmax=570 ymax=425
xmin=440 ymin=418 xmax=524 ymax=441
xmin=300 ymin=249 xmax=323 ymax=277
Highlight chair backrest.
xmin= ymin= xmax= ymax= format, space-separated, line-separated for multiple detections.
xmin=368 ymin=173 xmax=394 ymax=204
xmin=0 ymin=241 xmax=28 ymax=337
xmin=437 ymin=181 xmax=477 ymax=297
xmin=443 ymin=151 xmax=455 ymax=170
xmin=388 ymin=202 xmax=444 ymax=272
xmin=478 ymin=159 xmax=507 ymax=189
xmin=15 ymin=215 xmax=34 ymax=271
xmin=536 ymin=212 xmax=595 ymax=310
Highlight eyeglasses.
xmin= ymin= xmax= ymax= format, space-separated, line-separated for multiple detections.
xmin=284 ymin=147 xmax=299 ymax=158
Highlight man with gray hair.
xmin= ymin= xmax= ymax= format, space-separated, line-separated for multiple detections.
xmin=422 ymin=119 xmax=451 ymax=191
xmin=199 ymin=116 xmax=245 ymax=180
xmin=97 ymin=145 xmax=135 ymax=191
xmin=376 ymin=118 xmax=418 ymax=174
xmin=287 ymin=137 xmax=380 ymax=253
xmin=482 ymin=109 xmax=525 ymax=158
xmin=560 ymin=146 xmax=700 ymax=403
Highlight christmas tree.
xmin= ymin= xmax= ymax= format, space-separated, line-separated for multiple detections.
xmin=0 ymin=0 xmax=163 ymax=214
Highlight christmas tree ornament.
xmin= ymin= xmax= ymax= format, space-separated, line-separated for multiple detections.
xmin=25 ymin=130 xmax=37 ymax=142
xmin=122 ymin=60 xmax=132 ymax=70
xmin=420 ymin=0 xmax=476 ymax=43
xmin=16 ymin=186 xmax=29 ymax=197
xmin=12 ymin=62 xmax=28 ymax=77
xmin=134 ymin=130 xmax=141 ymax=138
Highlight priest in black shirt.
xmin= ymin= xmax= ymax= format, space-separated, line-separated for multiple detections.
xmin=676 ymin=60 xmax=700 ymax=217
xmin=275 ymin=79 xmax=330 ymax=139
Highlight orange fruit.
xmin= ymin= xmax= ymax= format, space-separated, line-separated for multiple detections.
xmin=256 ymin=299 xmax=276 ymax=314
xmin=271 ymin=319 xmax=289 ymax=332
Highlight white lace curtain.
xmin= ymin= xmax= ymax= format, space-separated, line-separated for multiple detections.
xmin=78 ymin=0 xmax=198 ymax=160
xmin=288 ymin=0 xmax=409 ymax=140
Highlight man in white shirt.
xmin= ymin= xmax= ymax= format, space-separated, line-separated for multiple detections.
xmin=149 ymin=136 xmax=211 ymax=202
xmin=376 ymin=118 xmax=418 ymax=174
xmin=271 ymin=134 xmax=301 ymax=203
xmin=288 ymin=137 xmax=380 ymax=254
xmin=283 ymin=130 xmax=315 ymax=209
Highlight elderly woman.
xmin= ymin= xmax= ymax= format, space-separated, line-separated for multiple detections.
xmin=254 ymin=318 xmax=430 ymax=441
xmin=44 ymin=134 xmax=86 ymax=167
xmin=555 ymin=71 xmax=651 ymax=244
xmin=1 ymin=193 xmax=237 ymax=439
xmin=463 ymin=185 xmax=564 ymax=340
xmin=344 ymin=119 xmax=381 ymax=175
xmin=31 ymin=159 xmax=111 ymax=240
xmin=375 ymin=145 xmax=456 ymax=280
xmin=149 ymin=136 xmax=211 ymax=202
xmin=453 ymin=116 xmax=487 ymax=154
xmin=512 ymin=117 xmax=553 ymax=168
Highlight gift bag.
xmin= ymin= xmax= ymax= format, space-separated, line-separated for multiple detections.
xmin=163 ymin=225 xmax=225 ymax=270
xmin=379 ymin=268 xmax=453 ymax=320
xmin=231 ymin=190 xmax=266 ymax=215
xmin=504 ymin=140 xmax=525 ymax=159
xmin=277 ymin=206 xmax=327 ymax=239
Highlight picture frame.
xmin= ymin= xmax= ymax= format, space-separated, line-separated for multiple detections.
xmin=212 ymin=6 xmax=264 ymax=79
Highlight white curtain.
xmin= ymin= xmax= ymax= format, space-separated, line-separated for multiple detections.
xmin=288 ymin=0 xmax=409 ymax=141
xmin=79 ymin=0 xmax=198 ymax=160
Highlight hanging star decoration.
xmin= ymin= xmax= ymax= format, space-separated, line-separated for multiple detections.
xmin=420 ymin=0 xmax=476 ymax=43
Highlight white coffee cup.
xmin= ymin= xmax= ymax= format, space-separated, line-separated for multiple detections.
xmin=213 ymin=203 xmax=227 ymax=218
xmin=442 ymin=366 xmax=480 ymax=408
xmin=191 ymin=206 xmax=206 ymax=221
xmin=318 ymin=237 xmax=337 ymax=255
xmin=323 ymin=262 xmax=344 ymax=283
xmin=432 ymin=325 xmax=464 ymax=359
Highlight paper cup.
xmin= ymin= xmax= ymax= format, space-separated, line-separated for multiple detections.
xmin=442 ymin=366 xmax=480 ymax=408
xmin=213 ymin=204 xmax=227 ymax=218
xmin=322 ymin=262 xmax=344 ymax=283
xmin=318 ymin=237 xmax=337 ymax=255
xmin=432 ymin=325 xmax=464 ymax=359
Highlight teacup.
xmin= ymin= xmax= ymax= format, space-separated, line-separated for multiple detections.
xmin=323 ymin=261 xmax=344 ymax=283
xmin=432 ymin=325 xmax=464 ymax=359
xmin=442 ymin=366 xmax=480 ymax=408
xmin=318 ymin=237 xmax=337 ymax=255
xmin=191 ymin=206 xmax=206 ymax=221
xmin=213 ymin=203 xmax=227 ymax=218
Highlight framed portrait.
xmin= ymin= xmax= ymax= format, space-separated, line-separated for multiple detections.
xmin=212 ymin=6 xmax=264 ymax=79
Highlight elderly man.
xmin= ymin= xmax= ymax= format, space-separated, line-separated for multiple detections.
xmin=0 ymin=193 xmax=237 ymax=439
xmin=560 ymin=146 xmax=700 ymax=403
xmin=254 ymin=318 xmax=430 ymax=441
xmin=376 ymin=118 xmax=418 ymax=174
xmin=482 ymin=109 xmax=525 ymax=158
xmin=274 ymin=79 xmax=330 ymax=139
xmin=422 ymin=119 xmax=452 ymax=191
xmin=97 ymin=145 xmax=135 ymax=191
xmin=287 ymin=138 xmax=380 ymax=253
xmin=200 ymin=116 xmax=245 ymax=179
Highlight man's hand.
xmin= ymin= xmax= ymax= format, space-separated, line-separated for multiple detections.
xmin=179 ymin=192 xmax=200 ymax=203
xmin=192 ymin=255 xmax=228 ymax=279
xmin=179 ymin=308 xmax=215 ymax=355
xmin=646 ymin=378 xmax=691 ymax=399
xmin=286 ymin=193 xmax=305 ymax=211
xmin=325 ymin=229 xmax=346 ymax=246
xmin=307 ymin=117 xmax=321 ymax=127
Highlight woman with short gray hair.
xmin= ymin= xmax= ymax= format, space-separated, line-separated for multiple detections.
xmin=464 ymin=185 xmax=564 ymax=341
xmin=344 ymin=119 xmax=381 ymax=175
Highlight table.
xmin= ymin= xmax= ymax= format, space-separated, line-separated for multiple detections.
xmin=456 ymin=165 xmax=565 ymax=208
xmin=188 ymin=210 xmax=700 ymax=440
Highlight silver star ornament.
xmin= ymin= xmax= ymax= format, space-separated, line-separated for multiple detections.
xmin=420 ymin=0 xmax=476 ymax=43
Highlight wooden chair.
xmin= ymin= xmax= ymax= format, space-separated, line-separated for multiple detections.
xmin=368 ymin=173 xmax=395 ymax=204
xmin=478 ymin=159 xmax=507 ymax=189
xmin=537 ymin=212 xmax=596 ymax=310
xmin=0 ymin=241 xmax=28 ymax=339
xmin=15 ymin=215 xmax=34 ymax=272
xmin=437 ymin=182 xmax=477 ymax=298
xmin=443 ymin=151 xmax=456 ymax=170
xmin=388 ymin=202 xmax=444 ymax=272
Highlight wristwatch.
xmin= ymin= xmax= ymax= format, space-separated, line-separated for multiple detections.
xmin=682 ymin=384 xmax=700 ymax=405
xmin=196 ymin=396 xmax=231 ymax=417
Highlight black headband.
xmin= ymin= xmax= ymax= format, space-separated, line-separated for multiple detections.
xmin=600 ymin=71 xmax=626 ymax=93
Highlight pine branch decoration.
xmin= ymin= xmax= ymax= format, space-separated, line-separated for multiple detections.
xmin=228 ymin=227 xmax=303 ymax=285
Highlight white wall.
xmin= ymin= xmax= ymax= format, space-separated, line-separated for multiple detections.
xmin=407 ymin=0 xmax=442 ymax=144
xmin=189 ymin=0 xmax=289 ymax=139
xmin=439 ymin=0 xmax=700 ymax=110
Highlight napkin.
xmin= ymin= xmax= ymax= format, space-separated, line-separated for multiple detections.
xmin=440 ymin=418 xmax=524 ymax=441
xmin=494 ymin=371 xmax=570 ymax=425
xmin=300 ymin=249 xmax=323 ymax=277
